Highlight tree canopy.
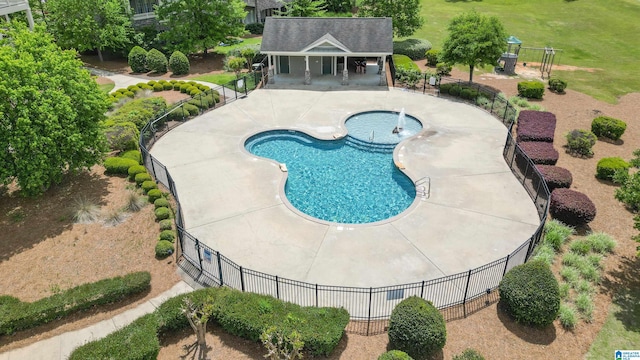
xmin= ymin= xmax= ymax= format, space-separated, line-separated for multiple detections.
xmin=45 ymin=0 xmax=132 ymax=61
xmin=0 ymin=25 xmax=108 ymax=196
xmin=440 ymin=11 xmax=507 ymax=83
xmin=155 ymin=0 xmax=247 ymax=56
xmin=279 ymin=0 xmax=327 ymax=17
xmin=359 ymin=0 xmax=424 ymax=38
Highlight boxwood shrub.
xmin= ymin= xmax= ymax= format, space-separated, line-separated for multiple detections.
xmin=566 ymin=129 xmax=597 ymax=156
xmin=154 ymin=206 xmax=171 ymax=220
xmin=104 ymin=122 xmax=139 ymax=152
xmin=148 ymin=189 xmax=163 ymax=204
xmin=516 ymin=111 xmax=557 ymax=142
xmin=536 ymin=165 xmax=573 ymax=191
xmin=134 ymin=172 xmax=152 ymax=186
xmin=518 ymin=141 xmax=559 ymax=165
xmin=388 ymin=296 xmax=446 ymax=360
xmin=159 ymin=230 xmax=175 ymax=242
xmin=152 ymin=83 xmax=164 ymax=92
xmin=107 ymin=97 xmax=168 ymax=130
xmin=591 ymin=116 xmax=627 ymax=141
xmin=120 ymin=150 xmax=142 ymax=164
xmin=499 ymin=260 xmax=560 ymax=327
xmin=146 ymin=48 xmax=167 ymax=73
xmin=104 ymin=157 xmax=139 ymax=175
xmin=548 ymin=78 xmax=567 ymax=93
xmin=169 ymin=50 xmax=190 ymax=75
xmin=159 ymin=219 xmax=173 ymax=231
xmin=596 ymin=157 xmax=630 ymax=181
xmin=379 ymin=350 xmax=414 ymax=360
xmin=141 ymin=180 xmax=157 ymax=193
xmin=425 ymin=49 xmax=440 ymax=66
xmin=155 ymin=240 xmax=174 ymax=258
xmin=154 ymin=198 xmax=170 ymax=209
xmin=550 ymin=188 xmax=597 ymax=225
xmin=0 ymin=272 xmax=150 ymax=335
xmin=517 ymin=80 xmax=545 ymax=99
xmin=128 ymin=46 xmax=147 ymax=73
xmin=127 ymin=165 xmax=147 ymax=181
xmin=393 ymin=38 xmax=432 ymax=60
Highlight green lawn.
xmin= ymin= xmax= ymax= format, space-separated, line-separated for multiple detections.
xmin=98 ymin=83 xmax=115 ymax=93
xmin=213 ymin=37 xmax=262 ymax=55
xmin=187 ymin=73 xmax=238 ymax=85
xmin=413 ymin=0 xmax=640 ymax=103
xmin=393 ymin=54 xmax=420 ymax=71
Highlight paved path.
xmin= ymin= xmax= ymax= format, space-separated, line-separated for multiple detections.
xmin=150 ymin=88 xmax=541 ymax=289
xmin=0 ymin=281 xmax=193 ymax=360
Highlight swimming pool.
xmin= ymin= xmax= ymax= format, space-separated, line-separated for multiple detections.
xmin=244 ymin=111 xmax=423 ymax=224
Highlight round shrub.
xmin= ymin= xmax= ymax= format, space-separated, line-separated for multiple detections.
xmin=159 ymin=230 xmax=175 ymax=242
xmin=436 ymin=62 xmax=452 ymax=76
xmin=127 ymin=86 xmax=141 ymax=94
xmin=141 ymin=180 xmax=158 ymax=193
xmin=124 ymin=91 xmax=135 ymax=98
xmin=550 ymin=188 xmax=597 ymax=225
xmin=104 ymin=157 xmax=139 ymax=175
xmin=104 ymin=122 xmax=139 ymax=152
xmin=591 ymin=116 xmax=627 ymax=141
xmin=499 ymin=260 xmax=560 ymax=327
xmin=378 ymin=350 xmax=414 ymax=360
xmin=425 ymin=49 xmax=440 ymax=66
xmin=596 ymin=157 xmax=630 ymax=181
xmin=453 ymin=349 xmax=485 ymax=360
xmin=536 ymin=165 xmax=573 ymax=191
xmin=169 ymin=50 xmax=190 ymax=75
xmin=173 ymin=83 xmax=183 ymax=91
xmin=135 ymin=172 xmax=152 ymax=186
xmin=189 ymin=88 xmax=202 ymax=96
xmin=517 ymin=80 xmax=545 ymax=99
xmin=548 ymin=78 xmax=567 ymax=93
xmin=180 ymin=83 xmax=191 ymax=93
xmin=146 ymin=48 xmax=168 ymax=73
xmin=197 ymin=84 xmax=209 ymax=91
xmin=154 ymin=198 xmax=170 ymax=209
xmin=153 ymin=83 xmax=164 ymax=92
xmin=393 ymin=38 xmax=432 ymax=60
xmin=128 ymin=46 xmax=147 ymax=73
xmin=127 ymin=164 xmax=147 ymax=181
xmin=120 ymin=150 xmax=142 ymax=164
xmin=154 ymin=206 xmax=171 ymax=220
xmin=184 ymin=103 xmax=199 ymax=116
xmin=159 ymin=219 xmax=173 ymax=231
xmin=565 ymin=129 xmax=597 ymax=156
xmin=155 ymin=240 xmax=174 ymax=258
xmin=140 ymin=83 xmax=153 ymax=90
xmin=148 ymin=189 xmax=163 ymax=204
xmin=388 ymin=296 xmax=446 ymax=359
xmin=162 ymin=82 xmax=173 ymax=90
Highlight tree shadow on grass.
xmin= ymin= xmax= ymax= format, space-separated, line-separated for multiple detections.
xmin=496 ymin=300 xmax=557 ymax=345
xmin=601 ymin=254 xmax=640 ymax=333
xmin=0 ymin=169 xmax=110 ymax=263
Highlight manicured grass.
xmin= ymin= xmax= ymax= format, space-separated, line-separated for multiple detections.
xmin=414 ymin=0 xmax=640 ymax=103
xmin=98 ymin=83 xmax=115 ymax=93
xmin=213 ymin=37 xmax=262 ymax=55
xmin=587 ymin=292 xmax=640 ymax=359
xmin=393 ymin=54 xmax=420 ymax=71
xmin=187 ymin=73 xmax=237 ymax=85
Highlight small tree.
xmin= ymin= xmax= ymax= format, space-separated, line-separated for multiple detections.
xmin=260 ymin=326 xmax=304 ymax=360
xmin=182 ymin=297 xmax=214 ymax=360
xmin=226 ymin=56 xmax=247 ymax=78
xmin=440 ymin=11 xmax=507 ymax=82
xmin=239 ymin=46 xmax=259 ymax=70
xmin=359 ymin=0 xmax=424 ymax=37
xmin=279 ymin=0 xmax=327 ymax=17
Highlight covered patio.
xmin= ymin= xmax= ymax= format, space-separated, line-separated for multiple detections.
xmin=260 ymin=17 xmax=392 ymax=88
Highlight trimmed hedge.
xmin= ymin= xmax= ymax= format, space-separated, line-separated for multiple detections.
xmin=0 ymin=272 xmax=151 ymax=335
xmin=550 ymin=188 xmax=597 ymax=225
xmin=499 ymin=260 xmax=560 ymax=327
xmin=154 ymin=206 xmax=171 ymax=220
xmin=596 ymin=157 xmax=630 ymax=181
xmin=155 ymin=240 xmax=174 ymax=258
xmin=148 ymin=189 xmax=163 ymax=204
xmin=388 ymin=296 xmax=446 ymax=360
xmin=128 ymin=46 xmax=147 ymax=73
xmin=169 ymin=51 xmax=190 ymax=75
xmin=591 ymin=116 xmax=627 ymax=141
xmin=379 ymin=350 xmax=414 ymax=360
xmin=159 ymin=219 xmax=173 ymax=231
xmin=393 ymin=38 xmax=432 ymax=60
xmin=104 ymin=157 xmax=139 ymax=175
xmin=146 ymin=48 xmax=168 ymax=73
xmin=141 ymin=180 xmax=157 ymax=193
xmin=245 ymin=22 xmax=264 ymax=34
xmin=159 ymin=230 xmax=175 ymax=242
xmin=516 ymin=111 xmax=557 ymax=142
xmin=154 ymin=198 xmax=170 ymax=209
xmin=72 ymin=287 xmax=349 ymax=359
xmin=134 ymin=172 xmax=152 ymax=186
xmin=120 ymin=150 xmax=142 ymax=164
xmin=517 ymin=80 xmax=545 ymax=99
xmin=566 ymin=129 xmax=597 ymax=156
xmin=548 ymin=78 xmax=567 ymax=93
xmin=536 ymin=165 xmax=573 ymax=191
xmin=518 ymin=141 xmax=559 ymax=165
xmin=104 ymin=122 xmax=139 ymax=152
xmin=127 ymin=165 xmax=147 ymax=181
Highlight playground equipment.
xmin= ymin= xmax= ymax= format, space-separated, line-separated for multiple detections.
xmin=497 ymin=36 xmax=522 ymax=74
xmin=540 ymin=47 xmax=555 ymax=79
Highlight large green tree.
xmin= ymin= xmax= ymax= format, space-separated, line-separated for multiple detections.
xmin=359 ymin=0 xmax=424 ymax=38
xmin=155 ymin=0 xmax=247 ymax=56
xmin=279 ymin=0 xmax=327 ymax=17
xmin=0 ymin=25 xmax=108 ymax=196
xmin=440 ymin=11 xmax=507 ymax=83
xmin=46 ymin=0 xmax=132 ymax=61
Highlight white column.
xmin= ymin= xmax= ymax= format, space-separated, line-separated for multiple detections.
xmin=268 ymin=54 xmax=272 ymax=69
xmin=342 ymin=56 xmax=349 ymax=85
xmin=305 ymin=56 xmax=309 ymax=71
xmin=333 ymin=56 xmax=337 ymax=76
xmin=267 ymin=54 xmax=275 ymax=84
xmin=379 ymin=55 xmax=387 ymax=86
xmin=304 ymin=56 xmax=311 ymax=85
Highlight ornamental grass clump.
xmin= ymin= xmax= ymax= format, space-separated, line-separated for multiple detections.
xmin=388 ymin=296 xmax=446 ymax=359
xmin=536 ymin=165 xmax=573 ymax=191
xmin=499 ymin=260 xmax=560 ymax=327
xmin=584 ymin=232 xmax=616 ymax=254
xmin=516 ymin=110 xmax=557 ymax=142
xmin=550 ymin=188 xmax=596 ymax=226
xmin=558 ymin=303 xmax=577 ymax=329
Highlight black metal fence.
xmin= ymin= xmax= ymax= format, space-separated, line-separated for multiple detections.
xmin=139 ymin=76 xmax=550 ymax=336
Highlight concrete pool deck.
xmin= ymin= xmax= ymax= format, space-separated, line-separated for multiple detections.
xmin=150 ymin=88 xmax=540 ymax=288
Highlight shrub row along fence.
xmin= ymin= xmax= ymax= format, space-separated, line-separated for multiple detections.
xmin=139 ymin=75 xmax=550 ymax=336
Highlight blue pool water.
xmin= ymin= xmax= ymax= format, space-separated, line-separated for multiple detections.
xmin=244 ymin=112 xmax=422 ymax=224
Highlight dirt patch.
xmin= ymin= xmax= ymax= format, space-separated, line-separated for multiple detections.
xmin=95 ymin=76 xmax=114 ymax=85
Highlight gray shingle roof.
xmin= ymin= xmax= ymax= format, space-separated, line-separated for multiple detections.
xmin=260 ymin=17 xmax=393 ymax=54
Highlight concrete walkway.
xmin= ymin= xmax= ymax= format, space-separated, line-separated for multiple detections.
xmin=150 ymin=88 xmax=541 ymax=289
xmin=0 ymin=281 xmax=193 ymax=360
